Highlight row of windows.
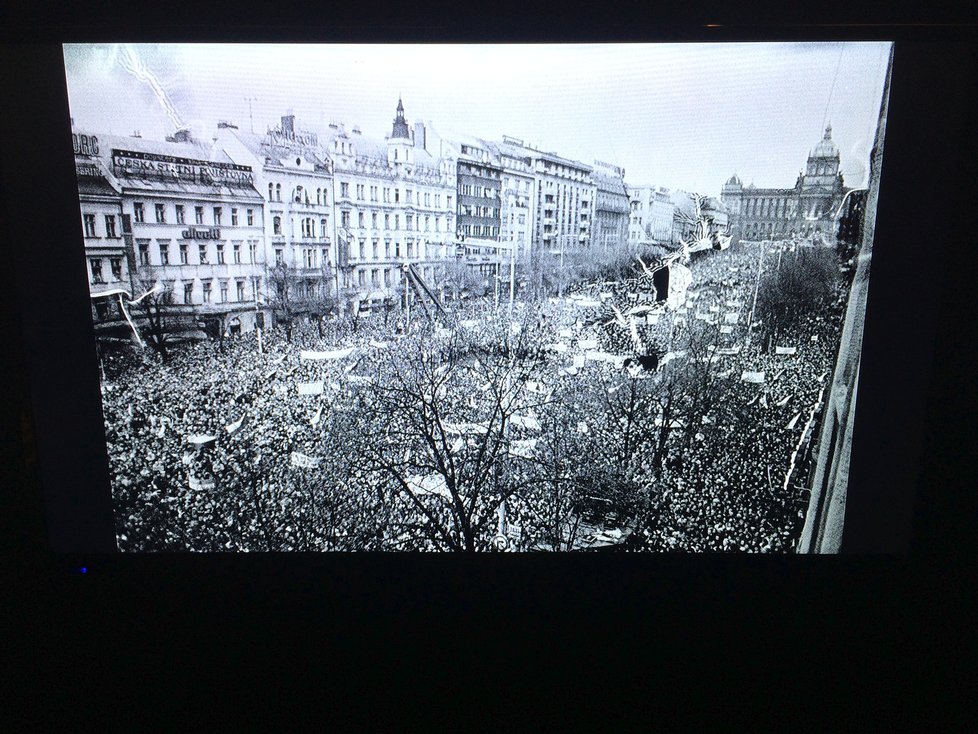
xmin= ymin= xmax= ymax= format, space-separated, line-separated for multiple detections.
xmin=267 ymin=183 xmax=331 ymax=207
xmin=337 ymin=182 xmax=449 ymax=208
xmin=133 ymin=202 xmax=256 ymax=227
xmin=349 ymin=239 xmax=427 ymax=261
xmin=460 ymin=205 xmax=499 ymax=219
xmin=271 ymin=247 xmax=332 ymax=270
xmin=83 ymin=214 xmax=118 ymax=238
xmin=136 ymin=240 xmax=260 ymax=267
xmin=744 ymin=197 xmax=792 ymax=218
xmin=459 ymin=184 xmax=499 ymax=198
xmin=338 ymin=210 xmax=453 ymax=233
xmin=459 ymin=224 xmax=500 ymax=239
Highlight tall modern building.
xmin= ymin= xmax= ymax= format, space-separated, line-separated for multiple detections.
xmin=721 ymin=124 xmax=848 ymax=242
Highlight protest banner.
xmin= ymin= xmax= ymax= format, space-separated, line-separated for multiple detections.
xmin=297 ymin=381 xmax=324 ymax=396
xmin=775 ymin=346 xmax=797 ymax=355
xmin=741 ymin=371 xmax=766 ymax=383
xmin=301 ymin=347 xmax=355 ymax=361
xmin=290 ymin=451 xmax=321 ymax=469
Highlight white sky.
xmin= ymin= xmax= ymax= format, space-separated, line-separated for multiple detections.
xmin=63 ymin=42 xmax=891 ymax=195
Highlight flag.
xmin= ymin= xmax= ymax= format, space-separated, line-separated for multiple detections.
xmin=297 ymin=381 xmax=324 ymax=396
xmin=786 ymin=411 xmax=802 ymax=430
xmin=187 ymin=434 xmax=217 ymax=447
xmin=271 ymin=355 xmax=286 ymax=365
xmin=225 ymin=414 xmax=247 ymax=435
xmin=301 ymin=347 xmax=355 ymax=361
xmin=310 ymin=405 xmax=323 ymax=427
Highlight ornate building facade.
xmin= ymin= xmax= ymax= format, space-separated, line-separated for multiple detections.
xmin=721 ymin=124 xmax=848 ymax=242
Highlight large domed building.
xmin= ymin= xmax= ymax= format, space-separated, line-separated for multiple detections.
xmin=720 ymin=125 xmax=848 ymax=241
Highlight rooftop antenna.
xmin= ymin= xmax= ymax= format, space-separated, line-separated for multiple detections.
xmin=244 ymin=96 xmax=256 ymax=133
xmin=821 ymin=45 xmax=844 ymax=133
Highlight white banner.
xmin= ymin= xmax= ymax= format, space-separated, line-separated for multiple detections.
xmin=291 ymin=451 xmax=322 ymax=468
xmin=546 ymin=342 xmax=569 ymax=353
xmin=297 ymin=381 xmax=324 ymax=396
xmin=775 ymin=346 xmax=797 ymax=355
xmin=724 ymin=312 xmax=740 ymax=324
xmin=720 ymin=325 xmax=734 ymax=334
xmin=187 ymin=434 xmax=217 ymax=446
xmin=225 ymin=414 xmax=246 ymax=435
xmin=577 ymin=338 xmax=599 ymax=349
xmin=741 ymin=371 xmax=766 ymax=383
xmin=509 ymin=439 xmax=538 ymax=459
xmin=443 ymin=422 xmax=489 ymax=435
xmin=301 ymin=347 xmax=355 ymax=361
xmin=510 ymin=415 xmax=542 ymax=431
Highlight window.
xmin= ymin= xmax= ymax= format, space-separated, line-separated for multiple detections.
xmin=371 ymin=269 xmax=379 ymax=287
xmin=249 ymin=242 xmax=257 ymax=262
xmin=155 ymin=203 xmax=166 ymax=223
xmin=385 ymin=241 xmax=391 ymax=259
xmin=358 ymin=270 xmax=366 ymax=286
xmin=202 ymin=281 xmax=212 ymax=303
xmin=341 ymin=211 xmax=350 ymax=228
xmin=159 ymin=243 xmax=169 ymax=265
xmin=90 ymin=258 xmax=104 ymax=283
xmin=395 ymin=189 xmax=400 ymax=203
xmin=321 ymin=248 xmax=328 ymax=268
xmin=233 ymin=243 xmax=241 ymax=264
xmin=341 ymin=182 xmax=350 ymax=198
xmin=247 ymin=209 xmax=254 ymax=226
xmin=83 ymin=214 xmax=97 ymax=237
xmin=220 ymin=281 xmax=229 ymax=303
xmin=303 ymin=249 xmax=315 ymax=269
xmin=371 ymin=212 xmax=378 ymax=229
xmin=356 ymin=184 xmax=365 ymax=200
xmin=175 ymin=205 xmax=185 ymax=224
xmin=273 ymin=216 xmax=282 ymax=235
xmin=110 ymin=258 xmax=122 ymax=280
xmin=394 ymin=215 xmax=400 ymax=230
xmin=139 ymin=243 xmax=150 ymax=266
xmin=384 ymin=269 xmax=391 ymax=287
xmin=370 ymin=186 xmax=378 ymax=201
xmin=358 ymin=212 xmax=365 ymax=228
xmin=383 ymin=188 xmax=391 ymax=203
xmin=195 ymin=206 xmax=204 ymax=224
xmin=435 ymin=194 xmax=441 ymax=207
xmin=407 ymin=242 xmax=413 ymax=258
xmin=359 ymin=240 xmax=366 ymax=259
xmin=236 ymin=281 xmax=245 ymax=301
xmin=217 ymin=243 xmax=225 ymax=264
xmin=395 ymin=241 xmax=401 ymax=258
xmin=198 ymin=244 xmax=208 ymax=264
xmin=384 ymin=214 xmax=390 ymax=230
xmin=231 ymin=209 xmax=238 ymax=226
xmin=184 ymin=282 xmax=193 ymax=304
xmin=372 ymin=241 xmax=379 ymax=259
xmin=104 ymin=215 xmax=117 ymax=238
xmin=179 ymin=243 xmax=189 ymax=264
xmin=275 ymin=249 xmax=283 ymax=266
xmin=214 ymin=207 xmax=222 ymax=226
xmin=447 ymin=195 xmax=452 ymax=210
xmin=269 ymin=183 xmax=274 ymax=200
xmin=133 ymin=203 xmax=144 ymax=223
xmin=424 ymin=192 xmax=430 ymax=207
xmin=406 ymin=215 xmax=413 ymax=231
xmin=406 ymin=189 xmax=413 ymax=204
xmin=275 ymin=184 xmax=282 ymax=201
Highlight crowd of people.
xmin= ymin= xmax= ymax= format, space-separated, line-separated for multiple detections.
xmin=101 ymin=238 xmax=849 ymax=552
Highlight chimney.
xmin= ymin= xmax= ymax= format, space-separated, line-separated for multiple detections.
xmin=413 ymin=121 xmax=426 ymax=150
xmin=168 ymin=129 xmax=193 ymax=143
xmin=352 ymin=125 xmax=361 ymax=135
xmin=217 ymin=121 xmax=238 ymax=129
xmin=281 ymin=114 xmax=295 ymax=136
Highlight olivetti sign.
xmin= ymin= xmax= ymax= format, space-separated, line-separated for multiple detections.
xmin=182 ymin=227 xmax=221 ymax=240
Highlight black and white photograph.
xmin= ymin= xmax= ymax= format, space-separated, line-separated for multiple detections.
xmin=63 ymin=41 xmax=892 ymax=553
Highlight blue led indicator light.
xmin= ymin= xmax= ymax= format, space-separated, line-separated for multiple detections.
xmin=80 ymin=567 xmax=87 ymax=574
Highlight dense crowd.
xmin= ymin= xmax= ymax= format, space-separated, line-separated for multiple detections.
xmin=101 ymin=239 xmax=848 ymax=552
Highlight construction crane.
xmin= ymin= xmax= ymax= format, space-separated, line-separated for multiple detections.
xmin=401 ymin=262 xmax=449 ymax=324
